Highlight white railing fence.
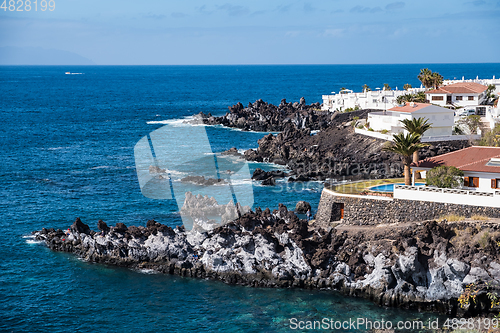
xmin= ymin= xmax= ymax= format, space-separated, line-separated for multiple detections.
xmin=394 ymin=184 xmax=500 ymax=207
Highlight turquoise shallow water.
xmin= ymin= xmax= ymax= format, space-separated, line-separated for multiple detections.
xmin=1 ymin=64 xmax=500 ymax=332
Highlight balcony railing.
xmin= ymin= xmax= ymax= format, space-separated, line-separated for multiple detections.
xmin=395 ymin=184 xmax=496 ymax=197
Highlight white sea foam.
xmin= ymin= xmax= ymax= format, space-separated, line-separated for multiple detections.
xmin=227 ymin=179 xmax=253 ymax=186
xmin=91 ymin=166 xmax=111 ymax=170
xmin=147 ymin=116 xmax=201 ymax=127
xmin=22 ymin=235 xmax=35 ymax=239
xmin=138 ymin=268 xmax=159 ymax=274
xmin=25 ymin=239 xmax=44 ymax=245
xmin=47 ymin=147 xmax=68 ymax=151
xmin=166 ymin=169 xmax=188 ymax=177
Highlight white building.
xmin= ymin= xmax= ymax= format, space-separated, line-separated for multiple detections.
xmin=425 ymin=82 xmax=489 ymax=112
xmin=443 ymin=76 xmax=500 ymax=92
xmin=322 ymin=76 xmax=499 ymax=113
xmin=394 ymin=146 xmax=500 ymax=208
xmin=321 ymin=88 xmax=424 ymax=112
xmin=368 ymin=102 xmax=454 ymax=137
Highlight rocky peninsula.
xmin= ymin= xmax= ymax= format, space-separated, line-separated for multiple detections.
xmin=199 ymin=99 xmax=471 ymax=182
xmin=33 ymin=207 xmax=500 ymax=317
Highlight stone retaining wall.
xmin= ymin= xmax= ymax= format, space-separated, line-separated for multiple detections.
xmin=316 ymin=189 xmax=500 ymax=225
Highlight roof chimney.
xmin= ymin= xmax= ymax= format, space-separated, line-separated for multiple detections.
xmin=409 ymin=102 xmax=415 ymax=107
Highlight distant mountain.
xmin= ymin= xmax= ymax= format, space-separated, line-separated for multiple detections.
xmin=0 ymin=47 xmax=95 ymax=65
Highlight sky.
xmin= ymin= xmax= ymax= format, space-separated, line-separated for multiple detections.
xmin=0 ymin=0 xmax=499 ymax=65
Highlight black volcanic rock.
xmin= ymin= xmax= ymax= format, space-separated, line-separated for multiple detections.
xmin=33 ymin=211 xmax=500 ymax=317
xmin=70 ymin=218 xmax=90 ymax=235
xmin=295 ymin=201 xmax=311 ymax=213
xmin=199 ymin=99 xmax=329 ymax=132
xmin=261 ymin=177 xmax=275 ymax=186
xmin=97 ymin=220 xmax=110 ymax=232
xmin=198 ymin=98 xmax=470 ymax=182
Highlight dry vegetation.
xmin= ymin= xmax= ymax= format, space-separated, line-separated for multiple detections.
xmin=439 ymin=214 xmax=467 ymax=222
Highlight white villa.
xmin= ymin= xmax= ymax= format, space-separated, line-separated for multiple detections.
xmin=443 ymin=76 xmax=500 ymax=92
xmin=425 ymin=82 xmax=489 ymax=114
xmin=368 ymin=102 xmax=454 ymax=137
xmin=394 ymin=146 xmax=500 ymax=208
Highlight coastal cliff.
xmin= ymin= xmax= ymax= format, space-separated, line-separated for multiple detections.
xmin=33 ymin=207 xmax=500 ymax=317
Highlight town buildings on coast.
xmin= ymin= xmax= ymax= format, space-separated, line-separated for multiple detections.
xmin=321 ymin=76 xmax=500 ymax=114
xmin=322 ymin=76 xmax=500 ymax=142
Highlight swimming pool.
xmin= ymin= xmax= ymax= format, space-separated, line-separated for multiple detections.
xmin=369 ymin=183 xmax=425 ymax=192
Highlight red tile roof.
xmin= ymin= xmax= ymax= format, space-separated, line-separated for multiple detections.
xmin=425 ymin=82 xmax=488 ymax=95
xmin=388 ymin=102 xmax=433 ymax=113
xmin=413 ymin=146 xmax=500 ymax=173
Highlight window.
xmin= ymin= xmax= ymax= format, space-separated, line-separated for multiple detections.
xmin=491 ymin=179 xmax=500 ymax=189
xmin=456 ymin=96 xmax=463 ymax=101
xmin=464 ymin=176 xmax=479 ymax=188
xmin=468 ymin=96 xmax=475 ymax=101
xmin=432 ymin=96 xmax=444 ymax=101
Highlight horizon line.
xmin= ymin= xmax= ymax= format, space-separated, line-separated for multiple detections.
xmin=1 ymin=62 xmax=500 ymax=67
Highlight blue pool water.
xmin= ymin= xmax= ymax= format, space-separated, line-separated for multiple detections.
xmin=2 ymin=64 xmax=500 ymax=332
xmin=370 ymin=183 xmax=426 ymax=192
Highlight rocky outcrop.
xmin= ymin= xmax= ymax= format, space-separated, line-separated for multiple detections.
xmin=196 ymin=98 xmax=328 ymax=132
xmin=195 ymin=99 xmax=470 ymax=182
xmin=33 ymin=210 xmax=500 ymax=316
xmin=295 ymin=201 xmax=311 ymax=213
xmin=180 ymin=176 xmax=227 ymax=186
xmin=179 ymin=192 xmax=251 ymax=231
xmin=243 ymin=122 xmax=470 ymax=182
xmin=220 ymin=147 xmax=242 ymax=157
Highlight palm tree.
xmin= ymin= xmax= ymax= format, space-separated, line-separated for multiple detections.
xmin=403 ymin=83 xmax=412 ymax=91
xmin=400 ymin=117 xmax=432 ymax=163
xmin=362 ymin=84 xmax=371 ymax=92
xmin=431 ymin=72 xmax=443 ymax=89
xmin=397 ymin=94 xmax=410 ymax=104
xmin=383 ymin=83 xmax=391 ymax=91
xmin=383 ymin=133 xmax=429 ymax=185
xmin=414 ymin=91 xmax=427 ymax=103
xmin=418 ymin=68 xmax=433 ymax=89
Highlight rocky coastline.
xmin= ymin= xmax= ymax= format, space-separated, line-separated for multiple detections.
xmin=206 ymin=99 xmax=471 ymax=183
xmin=33 ymin=208 xmax=500 ymax=317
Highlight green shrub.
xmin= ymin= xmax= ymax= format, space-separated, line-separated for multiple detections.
xmin=380 ymin=129 xmax=389 ymax=134
xmin=426 ymin=166 xmax=464 ymax=188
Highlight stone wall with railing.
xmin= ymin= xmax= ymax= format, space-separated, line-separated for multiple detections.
xmin=316 ymin=188 xmax=500 ymax=226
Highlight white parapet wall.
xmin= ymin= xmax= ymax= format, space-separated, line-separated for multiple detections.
xmin=394 ymin=184 xmax=500 ymax=208
xmin=354 ymin=127 xmax=394 ymax=141
xmin=420 ymin=134 xmax=481 ymax=142
xmin=354 ymin=127 xmax=480 ymax=142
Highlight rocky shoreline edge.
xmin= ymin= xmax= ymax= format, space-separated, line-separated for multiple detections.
xmin=195 ymin=99 xmax=470 ymax=183
xmin=32 ymin=206 xmax=500 ymax=318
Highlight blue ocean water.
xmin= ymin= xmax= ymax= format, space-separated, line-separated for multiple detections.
xmin=1 ymin=64 xmax=500 ymax=332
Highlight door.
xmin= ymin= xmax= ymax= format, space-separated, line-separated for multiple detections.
xmin=330 ymin=202 xmax=345 ymax=221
